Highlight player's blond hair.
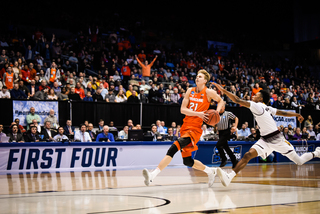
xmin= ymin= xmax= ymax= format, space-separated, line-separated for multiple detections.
xmin=198 ymin=69 xmax=210 ymax=83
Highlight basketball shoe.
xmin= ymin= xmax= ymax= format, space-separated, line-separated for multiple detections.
xmin=208 ymin=168 xmax=217 ymax=187
xmin=142 ymin=168 xmax=153 ymax=186
xmin=313 ymin=147 xmax=320 ymax=158
xmin=217 ymin=168 xmax=233 ymax=187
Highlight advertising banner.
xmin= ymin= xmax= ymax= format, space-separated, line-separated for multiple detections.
xmin=12 ymin=100 xmax=59 ymax=126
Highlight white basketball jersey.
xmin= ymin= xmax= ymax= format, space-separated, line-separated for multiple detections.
xmin=249 ymin=101 xmax=278 ymax=136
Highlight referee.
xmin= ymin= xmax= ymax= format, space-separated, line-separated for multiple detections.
xmin=215 ymin=102 xmax=239 ymax=168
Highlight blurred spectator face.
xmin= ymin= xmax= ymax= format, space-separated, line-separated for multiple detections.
xmin=136 ymin=124 xmax=141 ymax=129
xmin=151 ymin=125 xmax=157 ymax=133
xmin=14 ymin=119 xmax=20 ymax=125
xmin=32 ymin=119 xmax=38 ymax=126
xmin=12 ymin=125 xmax=18 ymax=134
xmin=168 ymin=128 xmax=173 ymax=135
xmin=66 ymin=120 xmax=72 ymax=126
xmin=13 ymin=83 xmax=19 ymax=90
xmin=0 ymin=125 xmax=3 ymax=132
xmin=45 ymin=122 xmax=51 ymax=129
xmin=58 ymin=127 xmax=64 ymax=135
xmin=99 ymin=120 xmax=104 ymax=127
xmin=88 ymin=123 xmax=93 ymax=131
xmin=80 ymin=125 xmax=86 ymax=132
xmin=30 ymin=107 xmax=35 ymax=114
xmin=123 ymin=126 xmax=129 ymax=133
xmin=103 ymin=126 xmax=109 ymax=134
xmin=71 ymin=87 xmax=75 ymax=94
xmin=128 ymin=120 xmax=133 ymax=127
xmin=31 ymin=126 xmax=37 ymax=134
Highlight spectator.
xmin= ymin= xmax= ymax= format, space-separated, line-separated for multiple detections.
xmin=301 ymin=127 xmax=310 ymax=140
xmin=83 ymin=91 xmax=93 ymax=102
xmin=8 ymin=124 xmax=24 ymax=143
xmin=2 ymin=66 xmax=15 ymax=90
xmin=115 ymin=89 xmax=127 ymax=103
xmin=14 ymin=118 xmax=26 ymax=133
xmin=291 ymin=96 xmax=304 ymax=109
xmin=58 ymin=87 xmax=69 ymax=100
xmin=68 ymin=87 xmax=81 ymax=100
xmin=47 ymin=88 xmax=58 ymax=100
xmin=0 ymin=124 xmax=7 ymax=142
xmin=135 ymin=55 xmax=158 ymax=81
xmin=145 ymin=124 xmax=162 ymax=141
xmin=304 ymin=115 xmax=313 ymax=128
xmin=127 ymin=90 xmax=139 ymax=103
xmin=96 ymin=125 xmax=115 ymax=142
xmin=118 ymin=126 xmax=129 ymax=140
xmin=53 ymin=126 xmax=69 ymax=142
xmin=74 ymin=124 xmax=92 ymax=142
xmin=105 ymin=89 xmax=116 ymax=102
xmin=92 ymin=88 xmax=104 ymax=101
xmin=247 ymin=127 xmax=260 ymax=141
xmin=156 ymin=120 xmax=166 ymax=134
xmin=163 ymin=127 xmax=178 ymax=141
xmin=126 ymin=119 xmax=133 ymax=130
xmin=282 ymin=127 xmax=292 ymax=140
xmin=26 ymin=107 xmax=41 ymax=129
xmin=139 ymin=80 xmax=151 ymax=95
xmin=251 ymin=83 xmax=262 ymax=99
xmin=293 ymin=127 xmax=302 ymax=140
xmin=86 ymin=123 xmax=96 ymax=141
xmin=98 ymin=83 xmax=108 ymax=100
xmin=41 ymin=121 xmax=56 ymax=141
xmin=11 ymin=82 xmax=28 ymax=99
xmin=161 ymin=121 xmax=168 ymax=134
xmin=45 ymin=62 xmax=60 ymax=86
xmin=170 ymin=88 xmax=180 ymax=104
xmin=22 ymin=38 xmax=38 ymax=62
xmin=31 ymin=119 xmax=42 ymax=133
xmin=75 ymin=81 xmax=85 ymax=99
xmin=237 ymin=124 xmax=250 ymax=139
xmin=0 ymin=86 xmax=10 ymax=98
xmin=163 ymin=89 xmax=172 ymax=104
xmin=27 ymin=80 xmax=38 ymax=99
xmin=63 ymin=120 xmax=75 ymax=136
xmin=24 ymin=125 xmax=41 ymax=142
xmin=93 ymin=120 xmax=102 ymax=132
xmin=44 ymin=109 xmax=58 ymax=129
xmin=308 ymin=125 xmax=316 ymax=139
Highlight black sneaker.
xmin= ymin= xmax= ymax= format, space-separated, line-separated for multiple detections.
xmin=219 ymin=159 xmax=227 ymax=167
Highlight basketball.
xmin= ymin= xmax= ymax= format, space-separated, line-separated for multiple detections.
xmin=204 ymin=109 xmax=220 ymax=126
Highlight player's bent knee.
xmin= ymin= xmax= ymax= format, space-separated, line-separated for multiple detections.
xmin=166 ymin=144 xmax=178 ymax=158
xmin=183 ymin=157 xmax=194 ymax=167
xmin=243 ymin=150 xmax=256 ymax=161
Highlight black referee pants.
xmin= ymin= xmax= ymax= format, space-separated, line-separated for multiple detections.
xmin=216 ymin=129 xmax=237 ymax=163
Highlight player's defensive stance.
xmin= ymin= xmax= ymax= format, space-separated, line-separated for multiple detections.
xmin=143 ymin=70 xmax=224 ymax=187
xmin=213 ymin=82 xmax=320 ymax=187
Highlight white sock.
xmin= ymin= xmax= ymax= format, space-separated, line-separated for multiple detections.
xmin=151 ymin=167 xmax=161 ymax=179
xmin=229 ymin=170 xmax=236 ymax=179
xmin=287 ymin=151 xmax=313 ymax=165
xmin=203 ymin=166 xmax=212 ymax=175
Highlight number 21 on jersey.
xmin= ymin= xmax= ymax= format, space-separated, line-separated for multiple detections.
xmin=189 ymin=102 xmax=198 ymax=111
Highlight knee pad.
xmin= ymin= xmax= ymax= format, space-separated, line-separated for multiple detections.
xmin=178 ymin=137 xmax=191 ymax=149
xmin=166 ymin=144 xmax=178 ymax=158
xmin=183 ymin=157 xmax=194 ymax=167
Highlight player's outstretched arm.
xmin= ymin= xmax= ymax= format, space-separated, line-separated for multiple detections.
xmin=276 ymin=110 xmax=304 ymax=123
xmin=213 ymin=83 xmax=250 ymax=108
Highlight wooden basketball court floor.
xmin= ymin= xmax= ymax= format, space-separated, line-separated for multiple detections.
xmin=0 ymin=162 xmax=320 ymax=214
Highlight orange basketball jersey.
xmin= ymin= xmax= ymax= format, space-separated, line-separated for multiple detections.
xmin=182 ymin=86 xmax=210 ymax=129
xmin=177 ymin=87 xmax=211 ymax=157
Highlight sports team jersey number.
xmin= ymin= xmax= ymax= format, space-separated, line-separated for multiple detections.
xmin=189 ymin=102 xmax=198 ymax=111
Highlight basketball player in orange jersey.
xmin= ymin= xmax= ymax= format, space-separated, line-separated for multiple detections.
xmin=143 ymin=69 xmax=224 ymax=187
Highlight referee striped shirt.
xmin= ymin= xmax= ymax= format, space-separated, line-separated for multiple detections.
xmin=216 ymin=110 xmax=236 ymax=131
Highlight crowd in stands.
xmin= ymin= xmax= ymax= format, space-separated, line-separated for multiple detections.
xmin=1 ymin=12 xmax=320 ymax=144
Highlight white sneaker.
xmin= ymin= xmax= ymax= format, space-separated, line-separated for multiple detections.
xmin=217 ymin=168 xmax=232 ymax=187
xmin=208 ymin=168 xmax=217 ymax=187
xmin=143 ymin=168 xmax=153 ymax=186
xmin=313 ymin=147 xmax=320 ymax=158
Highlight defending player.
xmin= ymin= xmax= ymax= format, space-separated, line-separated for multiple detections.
xmin=143 ymin=69 xmax=224 ymax=187
xmin=213 ymin=82 xmax=320 ymax=187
